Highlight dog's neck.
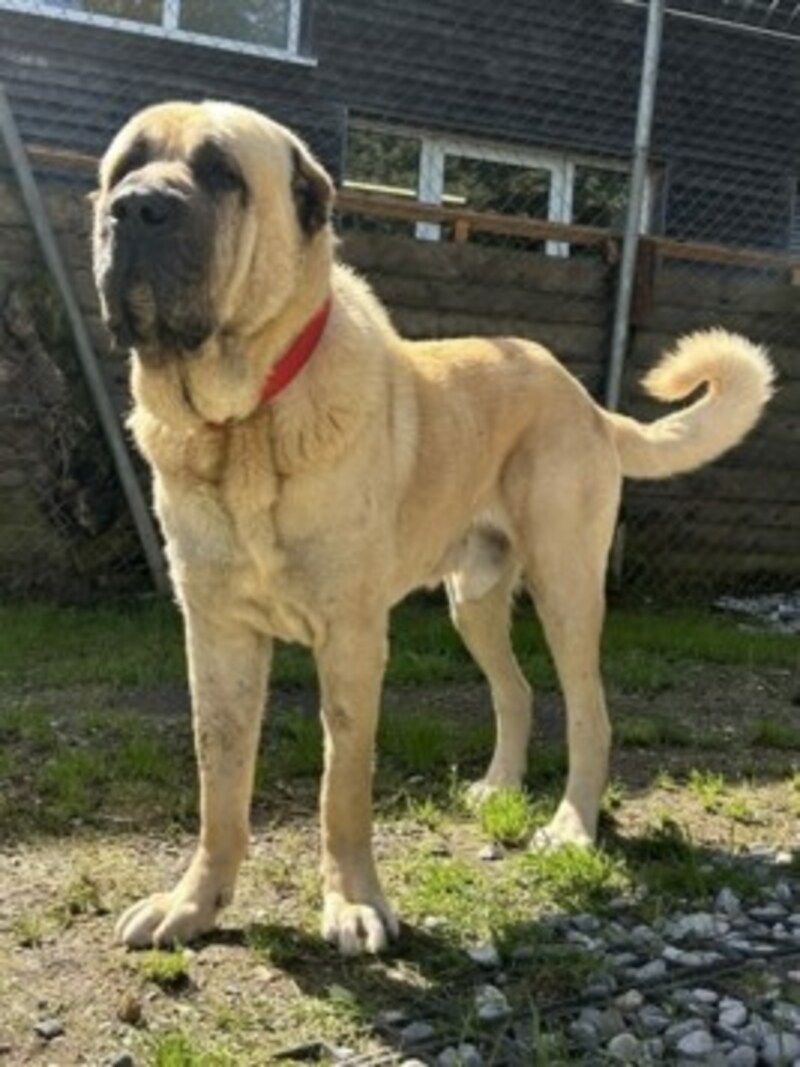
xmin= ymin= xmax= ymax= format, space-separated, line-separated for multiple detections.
xmin=130 ymin=260 xmax=332 ymax=432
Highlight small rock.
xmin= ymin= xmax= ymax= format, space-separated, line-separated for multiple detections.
xmin=572 ymin=913 xmax=602 ymax=934
xmin=478 ymin=843 xmax=503 ymax=861
xmin=585 ymin=974 xmax=618 ymax=997
xmin=34 ymin=1019 xmax=64 ymax=1041
xmin=676 ymin=1027 xmax=715 ymax=1058
xmin=690 ymin=987 xmax=718 ymax=1005
xmin=614 ymin=989 xmax=644 ymax=1012
xmin=773 ymin=850 xmax=794 ymax=865
xmin=638 ymin=1005 xmax=670 ymax=1034
xmin=719 ymin=1002 xmax=748 ymax=1029
xmin=377 ymin=1008 xmax=408 ymax=1028
xmin=749 ymin=903 xmax=787 ymax=922
xmin=468 ymin=943 xmax=500 ymax=968
xmin=665 ymin=912 xmax=717 ymax=941
xmin=510 ymin=945 xmax=535 ymax=962
xmin=761 ymin=1032 xmax=800 ymax=1066
xmin=422 ymin=915 xmax=446 ymax=931
xmin=726 ymin=1048 xmax=757 ymax=1067
xmin=401 ymin=1061 xmax=429 ymax=1067
xmin=665 ymin=1018 xmax=706 ymax=1047
xmin=437 ymin=1044 xmax=482 ymax=1067
xmin=787 ymin=969 xmax=800 ymax=983
xmin=715 ymin=887 xmax=741 ymax=916
xmin=400 ymin=1021 xmax=435 ymax=1047
xmin=116 ymin=992 xmax=143 ymax=1027
xmin=607 ymin=1032 xmax=642 ymax=1062
xmin=632 ymin=959 xmax=667 ymax=983
xmin=105 ymin=1056 xmax=135 ymax=1067
xmin=773 ymin=879 xmax=793 ymax=905
xmin=475 ymin=984 xmax=511 ymax=1024
xmin=594 ymin=1008 xmax=625 ymax=1041
xmin=568 ymin=1020 xmax=598 ymax=1048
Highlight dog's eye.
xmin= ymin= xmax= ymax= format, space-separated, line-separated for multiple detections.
xmin=191 ymin=142 xmax=245 ymax=197
xmin=108 ymin=136 xmax=150 ymax=189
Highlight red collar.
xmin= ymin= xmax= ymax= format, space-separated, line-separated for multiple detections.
xmin=260 ymin=297 xmax=332 ymax=403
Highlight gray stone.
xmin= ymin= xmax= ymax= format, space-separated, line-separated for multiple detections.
xmin=689 ymin=987 xmax=718 ymax=1005
xmin=726 ymin=1048 xmax=757 ymax=1067
xmin=438 ymin=1045 xmax=483 ymax=1067
xmin=773 ymin=1001 xmax=800 ymax=1029
xmin=34 ymin=1019 xmax=64 ymax=1041
xmin=468 ymin=943 xmax=500 ymax=968
xmin=675 ymin=1028 xmax=715 ymax=1058
xmin=720 ymin=1003 xmax=748 ymax=1029
xmin=568 ymin=1020 xmax=599 ymax=1048
xmin=585 ymin=973 xmax=618 ymax=997
xmin=750 ymin=903 xmax=787 ymax=922
xmin=614 ymin=989 xmax=644 ymax=1012
xmin=665 ymin=912 xmax=717 ymax=941
xmin=377 ymin=1008 xmax=408 ymax=1027
xmin=478 ymin=843 xmax=503 ymax=862
xmin=630 ymin=924 xmax=661 ymax=949
xmin=639 ymin=1005 xmax=670 ymax=1034
xmin=665 ymin=1018 xmax=706 ymax=1047
xmin=607 ymin=1032 xmax=642 ymax=1062
xmin=774 ymin=879 xmax=794 ymax=905
xmin=572 ymin=913 xmax=602 ymax=934
xmin=475 ymin=984 xmax=511 ymax=1024
xmin=762 ymin=1033 xmax=800 ymax=1066
xmin=715 ymin=887 xmax=741 ymax=916
xmin=400 ymin=1021 xmax=435 ymax=1047
xmin=633 ymin=959 xmax=668 ymax=983
xmin=787 ymin=970 xmax=800 ymax=983
xmin=642 ymin=1037 xmax=665 ymax=1060
xmin=105 ymin=1057 xmax=135 ymax=1067
xmin=401 ymin=1061 xmax=429 ymax=1067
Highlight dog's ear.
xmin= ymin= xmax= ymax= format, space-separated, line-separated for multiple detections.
xmin=291 ymin=144 xmax=334 ymax=237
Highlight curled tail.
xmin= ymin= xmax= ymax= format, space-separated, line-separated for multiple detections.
xmin=607 ymin=328 xmax=774 ymax=480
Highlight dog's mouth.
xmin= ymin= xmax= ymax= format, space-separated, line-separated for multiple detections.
xmin=102 ymin=276 xmax=215 ymax=359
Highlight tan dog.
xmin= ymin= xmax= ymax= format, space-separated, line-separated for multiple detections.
xmin=93 ymin=100 xmax=773 ymax=955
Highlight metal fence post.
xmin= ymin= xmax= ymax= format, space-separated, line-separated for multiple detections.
xmin=605 ymin=0 xmax=666 ymax=412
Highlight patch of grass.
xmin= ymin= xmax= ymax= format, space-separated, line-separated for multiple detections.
xmin=617 ymin=714 xmax=690 ymax=749
xmin=379 ymin=712 xmax=449 ymax=773
xmin=522 ymin=846 xmax=629 ymax=912
xmin=149 ymin=1030 xmax=233 ymax=1067
xmin=11 ymin=911 xmax=50 ymax=947
xmin=137 ymin=950 xmax=192 ymax=991
xmin=60 ymin=871 xmax=107 ymax=918
xmin=722 ymin=794 xmax=759 ymax=824
xmin=687 ymin=768 xmax=727 ymax=812
xmin=406 ymin=794 xmax=447 ymax=831
xmin=750 ymin=718 xmax=800 ymax=751
xmin=478 ymin=790 xmax=538 ymax=847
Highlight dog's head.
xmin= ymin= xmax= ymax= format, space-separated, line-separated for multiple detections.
xmin=92 ymin=101 xmax=334 ymax=363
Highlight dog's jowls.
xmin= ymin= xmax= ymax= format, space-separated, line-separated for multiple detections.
xmin=92 ymin=100 xmax=774 ymax=955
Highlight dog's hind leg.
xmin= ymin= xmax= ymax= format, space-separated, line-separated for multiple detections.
xmin=446 ymin=531 xmax=531 ymax=803
xmin=512 ymin=450 xmax=620 ymax=848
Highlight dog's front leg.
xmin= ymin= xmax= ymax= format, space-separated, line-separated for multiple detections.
xmin=115 ymin=604 xmax=271 ymax=948
xmin=316 ymin=619 xmax=398 ymax=955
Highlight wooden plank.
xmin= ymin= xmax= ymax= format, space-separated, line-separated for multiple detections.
xmin=340 ymin=233 xmax=611 ymax=295
xmin=368 ymin=275 xmax=608 ymax=324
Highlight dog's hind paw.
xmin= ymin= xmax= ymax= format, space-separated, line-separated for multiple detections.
xmin=322 ymin=892 xmax=399 ymax=956
xmin=528 ymin=806 xmax=596 ymax=851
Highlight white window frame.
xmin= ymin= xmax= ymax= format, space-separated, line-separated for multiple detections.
xmin=346 ymin=121 xmax=654 ymax=256
xmin=0 ymin=0 xmax=313 ymax=64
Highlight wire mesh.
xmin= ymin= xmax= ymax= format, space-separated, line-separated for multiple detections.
xmin=0 ymin=0 xmax=796 ymax=600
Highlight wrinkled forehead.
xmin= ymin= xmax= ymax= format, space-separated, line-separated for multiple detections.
xmin=99 ymin=101 xmax=295 ymax=188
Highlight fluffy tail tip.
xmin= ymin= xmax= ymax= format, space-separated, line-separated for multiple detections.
xmin=641 ymin=328 xmax=775 ymax=405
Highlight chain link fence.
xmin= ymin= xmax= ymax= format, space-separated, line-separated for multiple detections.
xmin=0 ymin=0 xmax=797 ymax=601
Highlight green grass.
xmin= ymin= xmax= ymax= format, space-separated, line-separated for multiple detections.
xmin=150 ymin=1031 xmax=233 ymax=1067
xmin=0 ymin=598 xmax=796 ymax=693
xmin=687 ymin=768 xmax=728 ymax=812
xmin=750 ymin=717 xmax=800 ymax=750
xmin=137 ymin=949 xmax=192 ymax=990
xmin=478 ymin=789 xmax=542 ymax=847
xmin=617 ymin=714 xmax=691 ymax=749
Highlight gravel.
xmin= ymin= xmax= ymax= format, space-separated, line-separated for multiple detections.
xmin=358 ymin=863 xmax=800 ymax=1064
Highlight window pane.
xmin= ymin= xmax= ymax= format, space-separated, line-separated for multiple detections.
xmin=179 ymin=0 xmax=291 ymax=48
xmin=45 ymin=0 xmax=163 ymax=24
xmin=573 ymin=166 xmax=629 ymax=229
xmin=345 ymin=129 xmax=420 ymax=194
xmin=444 ymin=156 xmax=550 ymax=218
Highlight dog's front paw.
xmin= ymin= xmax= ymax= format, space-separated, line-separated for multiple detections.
xmin=529 ymin=802 xmax=596 ymax=851
xmin=322 ymin=891 xmax=399 ymax=956
xmin=464 ymin=776 xmax=523 ymax=809
xmin=115 ymin=859 xmax=232 ymax=948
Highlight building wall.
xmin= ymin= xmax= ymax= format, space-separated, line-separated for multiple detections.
xmin=0 ymin=1 xmax=797 ymax=247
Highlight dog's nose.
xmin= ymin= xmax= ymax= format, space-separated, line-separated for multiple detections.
xmin=110 ymin=187 xmax=178 ymax=229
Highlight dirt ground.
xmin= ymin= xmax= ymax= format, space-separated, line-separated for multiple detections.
xmin=0 ymin=663 xmax=798 ymax=1065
